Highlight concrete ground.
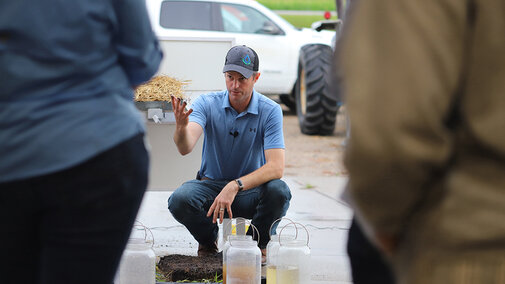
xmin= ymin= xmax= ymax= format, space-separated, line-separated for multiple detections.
xmin=134 ymin=175 xmax=353 ymax=284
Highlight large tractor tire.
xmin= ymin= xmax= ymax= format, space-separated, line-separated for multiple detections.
xmin=279 ymin=93 xmax=296 ymax=112
xmin=295 ymin=44 xmax=339 ymax=135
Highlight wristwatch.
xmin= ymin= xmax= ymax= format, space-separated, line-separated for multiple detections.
xmin=235 ymin=179 xmax=244 ymax=191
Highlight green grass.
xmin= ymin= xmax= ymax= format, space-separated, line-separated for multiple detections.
xmin=258 ymin=0 xmax=336 ymax=11
xmin=280 ymin=14 xmax=338 ymax=29
xmin=304 ymin=183 xmax=316 ymax=189
xmin=156 ymin=266 xmax=223 ymax=283
xmin=176 ymin=272 xmax=223 ymax=283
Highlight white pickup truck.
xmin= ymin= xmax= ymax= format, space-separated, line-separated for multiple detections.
xmin=146 ymin=0 xmax=340 ymax=135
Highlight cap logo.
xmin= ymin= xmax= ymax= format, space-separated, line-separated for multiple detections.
xmin=242 ymin=55 xmax=251 ymax=65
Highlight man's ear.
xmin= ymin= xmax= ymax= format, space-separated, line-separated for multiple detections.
xmin=254 ymin=72 xmax=261 ymax=82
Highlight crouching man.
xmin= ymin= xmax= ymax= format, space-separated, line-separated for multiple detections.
xmin=167 ymin=45 xmax=291 ymax=261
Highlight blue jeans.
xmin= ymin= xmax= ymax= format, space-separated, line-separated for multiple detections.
xmin=168 ymin=179 xmax=291 ymax=248
xmin=0 ymin=133 xmax=148 ymax=284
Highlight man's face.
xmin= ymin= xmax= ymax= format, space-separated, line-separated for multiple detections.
xmin=225 ymin=71 xmax=259 ymax=105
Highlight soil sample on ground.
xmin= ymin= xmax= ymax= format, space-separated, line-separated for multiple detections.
xmin=157 ymin=254 xmax=223 ymax=282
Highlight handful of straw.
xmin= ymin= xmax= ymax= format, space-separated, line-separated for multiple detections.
xmin=134 ymin=75 xmax=189 ymax=102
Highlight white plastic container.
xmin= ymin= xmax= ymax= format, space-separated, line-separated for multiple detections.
xmin=266 ymin=234 xmax=298 ymax=284
xmin=276 ymin=223 xmax=310 ymax=284
xmin=116 ymin=238 xmax=156 ymax=284
xmin=223 ymin=235 xmax=253 ymax=284
xmin=226 ymin=238 xmax=261 ymax=284
xmin=276 ymin=239 xmax=310 ymax=284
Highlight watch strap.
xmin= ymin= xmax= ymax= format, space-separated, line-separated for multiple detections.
xmin=235 ymin=179 xmax=244 ymax=191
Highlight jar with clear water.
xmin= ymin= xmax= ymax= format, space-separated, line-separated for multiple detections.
xmin=226 ymin=238 xmax=261 ymax=284
xmin=115 ymin=238 xmax=156 ymax=284
xmin=266 ymin=234 xmax=298 ymax=284
xmin=276 ymin=239 xmax=310 ymax=284
xmin=265 ymin=218 xmax=297 ymax=284
xmin=274 ymin=222 xmax=310 ymax=284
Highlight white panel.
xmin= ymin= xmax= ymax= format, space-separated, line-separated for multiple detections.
xmin=156 ymin=37 xmax=235 ymax=92
xmin=145 ymin=122 xmax=203 ymax=190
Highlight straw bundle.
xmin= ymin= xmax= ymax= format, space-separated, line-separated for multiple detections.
xmin=134 ymin=75 xmax=189 ymax=101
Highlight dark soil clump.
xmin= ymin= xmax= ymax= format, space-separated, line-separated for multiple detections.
xmin=157 ymin=254 xmax=223 ymax=282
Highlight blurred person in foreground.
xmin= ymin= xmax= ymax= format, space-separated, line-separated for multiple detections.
xmin=0 ymin=1 xmax=162 ymax=283
xmin=332 ymin=1 xmax=395 ymax=283
xmin=168 ymin=45 xmax=291 ymax=261
xmin=339 ymin=0 xmax=505 ymax=283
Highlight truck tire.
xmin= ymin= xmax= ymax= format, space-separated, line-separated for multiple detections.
xmin=295 ymin=44 xmax=339 ymax=135
xmin=279 ymin=94 xmax=296 ymax=112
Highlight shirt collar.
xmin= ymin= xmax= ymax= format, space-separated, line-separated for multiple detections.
xmin=222 ymin=90 xmax=259 ymax=115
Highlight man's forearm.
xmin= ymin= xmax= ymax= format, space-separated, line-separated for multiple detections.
xmin=173 ymin=122 xmax=203 ymax=156
xmin=239 ymin=163 xmax=283 ymax=191
xmin=173 ymin=126 xmax=192 ymax=155
xmin=237 ymin=148 xmax=284 ymax=191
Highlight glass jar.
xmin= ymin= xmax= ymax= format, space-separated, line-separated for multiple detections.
xmin=266 ymin=234 xmax=280 ymax=284
xmin=116 ymin=238 xmax=156 ymax=284
xmin=265 ymin=218 xmax=297 ymax=284
xmin=223 ymin=235 xmax=253 ymax=284
xmin=226 ymin=239 xmax=261 ymax=284
xmin=276 ymin=239 xmax=310 ymax=284
xmin=266 ymin=234 xmax=299 ymax=284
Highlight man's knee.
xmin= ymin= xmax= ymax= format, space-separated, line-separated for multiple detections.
xmin=263 ymin=179 xmax=292 ymax=204
xmin=167 ymin=186 xmax=194 ymax=219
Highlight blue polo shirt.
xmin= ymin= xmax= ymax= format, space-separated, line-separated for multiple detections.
xmin=189 ymin=90 xmax=284 ymax=181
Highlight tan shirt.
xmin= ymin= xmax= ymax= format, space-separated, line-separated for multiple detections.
xmin=340 ymin=0 xmax=505 ymax=282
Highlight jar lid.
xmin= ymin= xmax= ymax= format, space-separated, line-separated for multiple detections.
xmin=128 ymin=238 xmax=146 ymax=244
xmin=280 ymin=239 xmax=307 ymax=247
xmin=228 ymin=235 xmax=253 ymax=241
xmin=270 ymin=234 xmax=297 ymax=242
xmin=126 ymin=238 xmax=152 ymax=250
xmin=229 ymin=238 xmax=257 ymax=247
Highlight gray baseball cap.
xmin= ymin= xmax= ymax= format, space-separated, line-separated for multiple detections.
xmin=222 ymin=45 xmax=259 ymax=78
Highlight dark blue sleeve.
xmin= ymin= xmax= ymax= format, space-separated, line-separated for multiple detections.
xmin=112 ymin=0 xmax=163 ymax=86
